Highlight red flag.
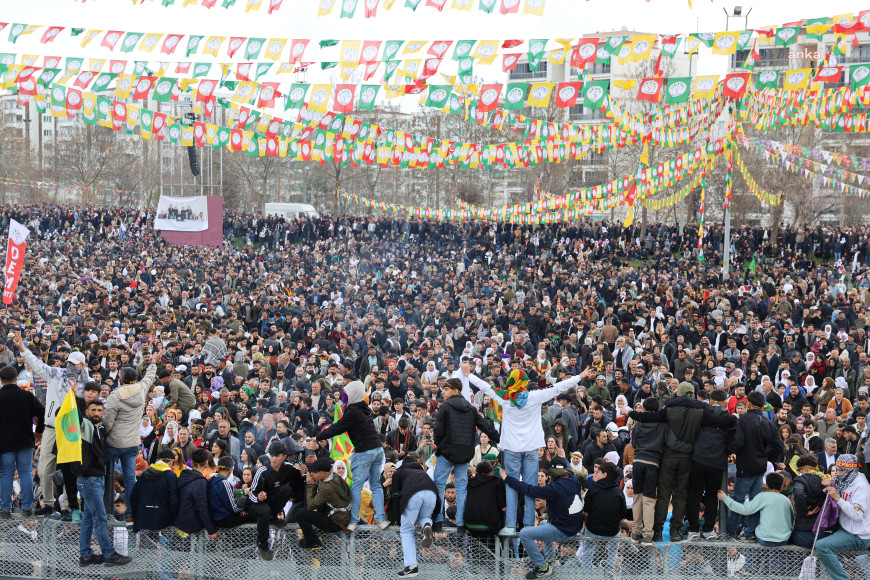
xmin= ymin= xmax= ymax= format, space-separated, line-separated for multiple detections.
xmin=73 ymin=71 xmax=96 ymax=90
xmin=571 ymin=37 xmax=598 ymax=69
xmin=40 ymin=26 xmax=64 ymax=44
xmin=132 ymin=76 xmax=156 ymax=100
xmin=112 ymin=101 xmax=126 ymax=131
xmin=502 ymin=39 xmax=523 ymax=48
xmin=175 ymin=62 xmax=191 ymax=74
xmin=420 ymin=58 xmax=441 ymax=79
xmin=194 ymin=122 xmax=207 ymax=147
xmin=266 ymin=136 xmax=279 ymax=157
xmin=65 ymin=88 xmax=82 ymax=118
xmin=835 ymin=21 xmax=867 ymax=35
xmin=723 ymin=72 xmax=750 ymax=99
xmin=364 ymin=0 xmax=379 ymax=17
xmin=636 ymin=78 xmax=663 ymax=102
xmin=815 ymin=66 xmax=842 ymax=83
xmin=860 ymin=9 xmax=870 ymax=29
xmin=101 ymin=31 xmax=123 ymax=51
xmin=428 ymin=41 xmax=452 ymax=58
xmin=152 ymin=112 xmax=167 ymax=140
xmin=478 ymin=84 xmax=502 ymax=112
xmin=268 ymin=0 xmax=283 ymax=13
xmin=195 ymin=79 xmax=217 ymax=102
xmin=334 ymin=85 xmax=357 ymax=113
xmin=555 ymin=82 xmax=582 ymax=108
xmin=109 ymin=60 xmax=128 ymax=74
xmin=227 ymin=37 xmax=245 ymax=58
xmin=500 ymin=0 xmax=519 ymax=14
xmin=502 ymin=54 xmax=520 ymax=71
xmin=3 ymin=220 xmax=29 ymax=306
xmin=236 ymin=63 xmax=252 ymax=81
xmin=426 ymin=0 xmax=446 ymax=10
xmin=257 ymin=82 xmax=280 ymax=108
xmin=360 ymin=41 xmax=382 ymax=63
xmin=289 ymin=39 xmax=309 ymax=63
xmin=299 ymin=140 xmax=312 ymax=160
xmin=230 ymin=129 xmax=244 ymax=151
xmin=161 ymin=34 xmax=184 ymax=54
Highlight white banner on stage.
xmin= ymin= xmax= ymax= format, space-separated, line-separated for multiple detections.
xmin=154 ymin=195 xmax=209 ymax=232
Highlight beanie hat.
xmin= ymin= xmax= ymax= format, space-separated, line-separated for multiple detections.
xmin=676 ymin=382 xmax=694 ymax=397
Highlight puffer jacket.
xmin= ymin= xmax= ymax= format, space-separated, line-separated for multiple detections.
xmin=316 ymin=401 xmax=380 ymax=452
xmin=174 ymin=469 xmax=217 ymax=535
xmin=104 ymin=363 xmax=156 ymax=448
xmin=130 ymin=461 xmax=179 ymax=533
xmin=792 ymin=472 xmax=826 ymax=532
xmin=434 ymin=395 xmax=499 ymax=464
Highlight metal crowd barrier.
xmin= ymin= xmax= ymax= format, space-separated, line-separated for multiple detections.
xmin=0 ymin=519 xmax=867 ymax=580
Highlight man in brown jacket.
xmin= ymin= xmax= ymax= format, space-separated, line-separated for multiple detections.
xmin=295 ymin=458 xmax=351 ymax=549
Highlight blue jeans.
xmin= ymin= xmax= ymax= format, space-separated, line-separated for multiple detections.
xmin=504 ymin=450 xmax=538 ymax=528
xmin=727 ymin=475 xmax=762 ymax=536
xmin=349 ymin=447 xmax=385 ymax=523
xmin=105 ymin=445 xmax=138 ymax=519
xmin=400 ymin=490 xmax=436 ymax=568
xmin=433 ymin=456 xmax=468 ymax=526
xmin=519 ymin=522 xmax=571 ymax=568
xmin=580 ymin=530 xmax=619 ymax=570
xmin=0 ymin=448 xmax=33 ymax=511
xmin=816 ymin=529 xmax=870 ymax=580
xmin=77 ymin=476 xmax=115 ymax=559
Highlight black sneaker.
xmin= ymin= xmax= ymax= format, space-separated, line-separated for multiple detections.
xmin=33 ymin=506 xmax=54 ymax=517
xmin=421 ymin=523 xmax=433 ymax=548
xmin=630 ymin=532 xmax=642 ymax=543
xmin=651 ymin=532 xmax=664 ymax=543
xmin=398 ymin=566 xmax=419 ymax=578
xmin=525 ymin=564 xmax=553 ymax=579
xmin=79 ymin=555 xmax=104 ymax=566
xmin=456 ymin=525 xmax=467 ymax=535
xmin=298 ymin=538 xmax=322 ymax=550
xmin=60 ymin=510 xmax=72 ymax=522
xmin=21 ymin=509 xmax=33 ymax=517
xmin=670 ymin=531 xmax=685 ymax=542
xmin=641 ymin=536 xmax=654 ymax=546
xmin=0 ymin=510 xmax=10 ymax=519
xmin=258 ymin=546 xmax=274 ymax=561
xmin=104 ymin=553 xmax=133 ymax=566
xmin=431 ymin=521 xmax=443 ymax=533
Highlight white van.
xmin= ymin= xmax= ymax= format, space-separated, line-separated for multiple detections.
xmin=263 ymin=203 xmax=319 ymax=219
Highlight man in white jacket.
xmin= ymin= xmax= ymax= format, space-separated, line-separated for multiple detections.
xmin=470 ymin=366 xmax=592 ymax=535
xmin=815 ymin=454 xmax=870 ymax=580
xmin=14 ymin=332 xmax=90 ymax=516
xmin=104 ymin=348 xmax=162 ymax=520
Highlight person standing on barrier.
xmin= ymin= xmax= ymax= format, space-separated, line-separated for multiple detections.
xmin=75 ymin=400 xmax=132 ymax=567
xmin=0 ymin=364 xmax=44 ymax=518
xmin=247 ymin=441 xmax=303 ymax=560
xmin=393 ymin=452 xmax=440 ymax=578
xmin=104 ymin=349 xmax=161 ymax=521
xmin=727 ymin=391 xmax=783 ymax=542
xmin=296 ymin=457 xmax=351 ymax=550
xmin=581 ymin=461 xmax=626 ymax=572
xmin=316 ymin=380 xmax=389 ymax=531
xmin=15 ymin=333 xmax=90 ymax=517
xmin=628 ymin=397 xmax=665 ymax=546
xmin=814 ymin=454 xmax=870 ymax=580
xmin=431 ymin=378 xmax=499 ymax=533
xmin=499 ymin=457 xmax=585 ymax=579
xmin=470 ymin=367 xmax=590 ymax=536
xmin=686 ymin=389 xmax=737 ymax=541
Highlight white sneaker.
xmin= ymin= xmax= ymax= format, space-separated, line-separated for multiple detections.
xmin=346 ymin=523 xmax=357 ymax=532
xmin=378 ymin=520 xmax=390 ymax=530
xmin=498 ymin=526 xmax=518 ymax=536
xmin=686 ymin=532 xmax=701 ymax=542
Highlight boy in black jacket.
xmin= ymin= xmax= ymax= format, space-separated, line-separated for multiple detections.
xmin=582 ymin=462 xmax=626 ymax=571
xmin=173 ymin=449 xmax=220 ymax=542
xmin=76 ymin=401 xmax=132 ymax=567
xmin=130 ymin=450 xmax=179 ymax=533
xmin=247 ymin=441 xmax=304 ymax=560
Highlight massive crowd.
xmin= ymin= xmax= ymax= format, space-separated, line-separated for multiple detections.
xmin=1 ymin=204 xmax=870 ymax=579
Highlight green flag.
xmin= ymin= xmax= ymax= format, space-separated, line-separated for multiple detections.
xmin=254 ymin=63 xmax=273 ymax=80
xmin=319 ymin=39 xmax=339 ymax=48
xmin=661 ymin=38 xmax=682 ymax=59
xmin=383 ymin=40 xmax=404 ymax=61
xmin=186 ymin=35 xmax=204 ymax=57
xmin=7 ymin=24 xmax=26 ymax=44
xmin=583 ymin=80 xmax=609 ymax=108
xmin=91 ymin=73 xmax=117 ymax=93
xmin=603 ymin=36 xmax=625 ymax=56
xmin=851 ymin=64 xmax=870 ymax=89
xmin=804 ymin=18 xmax=828 ymax=41
xmin=755 ymin=70 xmax=778 ymax=90
xmin=425 ymin=85 xmax=451 ymax=108
xmin=664 ymin=77 xmax=691 ymax=104
xmin=749 ymin=258 xmax=756 ymax=271
xmin=527 ymin=39 xmax=547 ymax=72
xmin=774 ymin=26 xmax=800 ymax=47
xmin=503 ymin=82 xmax=530 ymax=111
xmin=405 ymin=0 xmax=423 ymax=10
xmin=244 ymin=38 xmax=266 ymax=60
xmin=192 ymin=63 xmax=212 ymax=79
xmin=383 ymin=60 xmax=400 ymax=81
xmin=152 ymin=78 xmax=176 ymax=102
xmin=697 ymin=32 xmax=715 ymax=48
xmin=120 ymin=32 xmax=144 ymax=53
xmin=737 ymin=31 xmax=754 ymax=50
xmin=452 ymin=40 xmax=475 ymax=60
xmin=358 ymin=85 xmax=379 ymax=110
xmin=285 ymin=83 xmax=309 ymax=109
xmin=478 ymin=0 xmax=496 ymax=13
xmin=341 ymin=0 xmax=359 ymax=17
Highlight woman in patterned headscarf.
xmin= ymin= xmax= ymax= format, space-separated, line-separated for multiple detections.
xmin=814 ymin=454 xmax=870 ymax=580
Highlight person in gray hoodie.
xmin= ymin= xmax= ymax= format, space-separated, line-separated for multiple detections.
xmin=104 ymin=347 xmax=162 ymax=520
xmin=14 ymin=332 xmax=90 ymax=516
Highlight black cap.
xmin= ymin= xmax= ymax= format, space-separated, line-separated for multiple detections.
xmin=548 ymin=457 xmax=570 ymax=471
xmin=310 ymin=458 xmax=333 ymax=473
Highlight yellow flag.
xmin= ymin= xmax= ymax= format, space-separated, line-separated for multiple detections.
xmin=264 ymin=38 xmax=286 ymax=61
xmin=685 ymin=35 xmax=702 ymax=56
xmin=309 ymin=84 xmax=333 ymax=113
xmin=88 ymin=59 xmax=106 ymax=73
xmin=403 ymin=40 xmax=426 ymax=55
xmin=245 ymin=0 xmax=263 ymax=11
xmin=318 ymin=0 xmax=337 ymax=16
xmin=527 ymin=82 xmax=554 ymax=107
xmin=81 ymin=30 xmax=102 ymax=48
xmin=613 ymin=79 xmax=637 ymax=92
xmin=3 ymin=65 xmax=22 ymax=89
xmin=548 ymin=49 xmax=567 ymax=65
xmin=139 ymin=33 xmax=163 ymax=53
xmin=451 ymin=0 xmax=472 ymax=11
xmin=783 ymin=68 xmax=811 ymax=91
xmin=631 ymin=35 xmax=656 ymax=62
xmin=340 ymin=40 xmax=361 ymax=68
xmin=276 ymin=62 xmax=296 ymax=74
xmin=55 ymin=387 xmax=82 ymax=465
xmin=833 ymin=13 xmax=854 ymax=26
xmin=473 ymin=40 xmax=499 ymax=61
xmin=114 ymin=74 xmax=137 ymax=99
xmin=203 ymin=36 xmax=226 ymax=57
xmin=232 ymin=82 xmax=257 ymax=104
xmin=712 ymin=32 xmax=739 ymax=55
xmin=523 ymin=0 xmax=545 ymax=16
xmin=693 ymin=75 xmax=719 ymax=99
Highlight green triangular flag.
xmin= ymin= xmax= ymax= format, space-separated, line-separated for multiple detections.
xmin=604 ymin=36 xmax=625 ymax=56
xmin=70 ymin=28 xmax=84 ymax=36
xmin=749 ymin=258 xmax=756 ymax=271
xmin=664 ymin=77 xmax=691 ymax=104
xmin=425 ymin=85 xmax=451 ymax=108
xmin=186 ymin=35 xmax=204 ymax=57
xmin=254 ymin=62 xmax=273 ymax=80
xmin=452 ymin=40 xmax=475 ymax=61
xmin=478 ymin=0 xmax=496 ymax=13
xmin=341 ymin=0 xmax=359 ymax=18
xmin=358 ymin=85 xmax=379 ymax=110
xmin=7 ymin=24 xmax=26 ymax=44
xmin=285 ymin=83 xmax=309 ymax=109
xmin=319 ymin=39 xmax=339 ymax=48
xmin=503 ymin=83 xmax=530 ymax=111
xmin=192 ymin=63 xmax=212 ymax=78
xmin=774 ymin=26 xmax=800 ymax=47
xmin=120 ymin=32 xmax=144 ymax=53
xmin=405 ymin=0 xmax=423 ymax=10
xmin=383 ymin=60 xmax=400 ymax=81
xmin=244 ymin=38 xmax=266 ymax=60
xmin=527 ymin=39 xmax=546 ymax=72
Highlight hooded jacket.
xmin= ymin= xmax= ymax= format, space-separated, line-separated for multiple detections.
xmin=463 ymin=473 xmax=506 ymax=534
xmin=74 ymin=417 xmax=107 ymax=478
xmin=630 ymin=420 xmax=667 ymax=466
xmin=316 ymin=381 xmax=380 ymax=452
xmin=209 ymin=474 xmax=243 ymax=523
xmin=584 ymin=476 xmax=627 ymax=537
xmin=792 ymin=471 xmax=826 ymax=532
xmin=130 ymin=461 xmax=179 ymax=533
xmin=104 ymin=363 xmax=157 ymax=448
xmin=691 ymin=404 xmax=737 ymax=470
xmin=505 ymin=472 xmax=586 ymax=536
xmin=21 ymin=347 xmax=90 ymax=426
xmin=392 ymin=461 xmax=442 ymax=518
xmin=729 ymin=408 xmax=783 ymax=477
xmin=174 ymin=469 xmax=218 ymax=535
xmin=434 ymin=395 xmax=499 ymax=464
xmin=305 ymin=472 xmax=352 ymax=527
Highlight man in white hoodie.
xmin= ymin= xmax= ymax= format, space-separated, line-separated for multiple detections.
xmin=470 ymin=366 xmax=592 ymax=535
xmin=14 ymin=332 xmax=90 ymax=516
xmin=815 ymin=454 xmax=870 ymax=580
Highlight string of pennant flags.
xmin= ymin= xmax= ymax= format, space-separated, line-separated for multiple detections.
xmin=742 ymin=136 xmax=870 ymax=172
xmin=733 ymin=147 xmax=783 ymax=206
xmin=641 ymin=154 xmax=718 ymax=210
xmin=0 ymin=176 xmax=148 ymax=196
xmin=71 ymin=0 xmax=284 ymax=13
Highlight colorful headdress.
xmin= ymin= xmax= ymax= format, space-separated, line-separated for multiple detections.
xmin=495 ymin=370 xmax=530 ymax=410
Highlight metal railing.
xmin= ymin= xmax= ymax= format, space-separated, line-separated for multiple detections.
xmin=1 ymin=519 xmax=868 ymax=580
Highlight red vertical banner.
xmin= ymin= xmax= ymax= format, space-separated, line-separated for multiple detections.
xmin=3 ymin=220 xmax=29 ymax=305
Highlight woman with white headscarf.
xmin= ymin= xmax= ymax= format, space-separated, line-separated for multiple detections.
xmin=156 ymin=420 xmax=179 ymax=455
xmin=422 ymin=361 xmax=439 ymax=388
xmin=333 ymin=459 xmax=348 ymax=481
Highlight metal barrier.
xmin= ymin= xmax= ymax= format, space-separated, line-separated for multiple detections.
xmin=0 ymin=519 xmax=868 ymax=580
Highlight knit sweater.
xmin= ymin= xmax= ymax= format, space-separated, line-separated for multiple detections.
xmin=722 ymin=491 xmax=794 ymax=543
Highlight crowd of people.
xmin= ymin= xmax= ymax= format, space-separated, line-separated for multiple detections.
xmin=1 ymin=204 xmax=870 ymax=579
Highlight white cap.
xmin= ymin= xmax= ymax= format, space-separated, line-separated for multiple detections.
xmin=67 ymin=351 xmax=87 ymax=366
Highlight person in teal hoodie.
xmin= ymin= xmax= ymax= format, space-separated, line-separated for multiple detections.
xmin=718 ymin=472 xmax=794 ymax=547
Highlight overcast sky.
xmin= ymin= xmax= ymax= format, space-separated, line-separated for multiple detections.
xmin=1 ymin=0 xmax=868 ymax=100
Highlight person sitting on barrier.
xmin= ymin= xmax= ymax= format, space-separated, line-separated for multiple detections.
xmin=718 ymin=471 xmax=794 ymax=547
xmin=173 ymin=448 xmax=220 ymax=543
xmin=296 ymin=457 xmax=351 ymax=550
xmin=209 ymin=456 xmax=249 ymax=529
xmin=130 ymin=450 xmax=179 ymax=534
xmin=499 ymin=456 xmax=585 ymax=579
xmin=789 ymin=454 xmax=829 ymax=548
xmin=814 ymin=454 xmax=870 ymax=580
xmin=247 ymin=441 xmax=303 ymax=560
xmin=392 ymin=452 xmax=440 ymax=578
xmin=581 ymin=460 xmax=626 ymax=571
